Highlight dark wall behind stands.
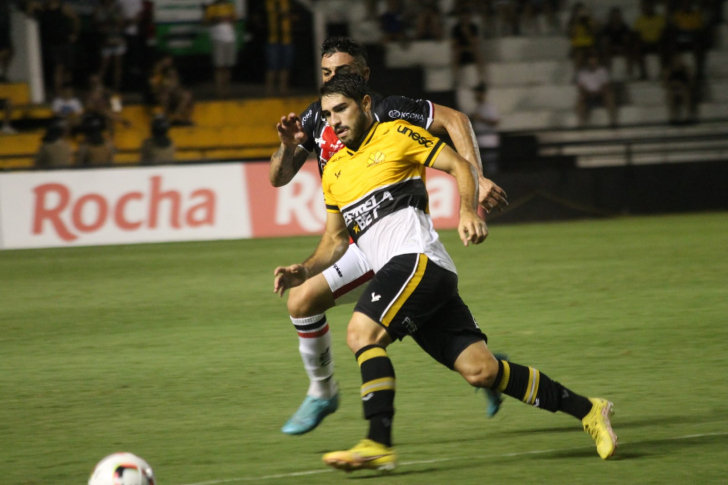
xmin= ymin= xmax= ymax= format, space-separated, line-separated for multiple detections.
xmin=486 ymin=161 xmax=728 ymax=224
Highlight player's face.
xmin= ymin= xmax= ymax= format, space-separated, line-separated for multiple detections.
xmin=321 ymin=52 xmax=370 ymax=83
xmin=321 ymin=93 xmax=371 ymax=149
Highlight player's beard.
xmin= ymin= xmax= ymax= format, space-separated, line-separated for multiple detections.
xmin=339 ymin=110 xmax=371 ymax=151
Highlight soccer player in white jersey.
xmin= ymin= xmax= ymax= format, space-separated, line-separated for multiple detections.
xmin=269 ymin=37 xmax=508 ymax=435
xmin=273 ymin=74 xmax=617 ymax=472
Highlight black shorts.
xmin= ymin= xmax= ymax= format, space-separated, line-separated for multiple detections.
xmin=354 ymin=253 xmax=487 ymax=370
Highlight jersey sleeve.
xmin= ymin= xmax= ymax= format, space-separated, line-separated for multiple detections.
xmin=321 ymin=167 xmax=340 ymax=213
xmin=393 ymin=120 xmax=446 ymax=168
xmin=299 ymin=102 xmax=318 ymax=153
xmin=377 ymin=95 xmax=434 ymax=131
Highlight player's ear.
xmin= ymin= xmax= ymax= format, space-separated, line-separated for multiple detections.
xmin=362 ymin=95 xmax=372 ymax=113
xmin=362 ymin=67 xmax=371 ymax=81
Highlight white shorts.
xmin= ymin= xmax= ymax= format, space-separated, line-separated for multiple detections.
xmin=322 ymin=243 xmax=374 ymax=305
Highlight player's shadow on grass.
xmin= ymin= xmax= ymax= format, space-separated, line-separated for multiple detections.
xmin=491 ymin=410 xmax=728 ymax=438
xmin=345 ymin=468 xmax=438 ymax=480
xmin=535 ymin=433 xmax=727 ymax=461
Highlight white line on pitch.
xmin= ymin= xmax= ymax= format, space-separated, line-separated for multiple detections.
xmin=176 ymin=431 xmax=728 ymax=485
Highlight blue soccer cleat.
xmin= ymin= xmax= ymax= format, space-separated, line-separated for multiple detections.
xmin=281 ymin=393 xmax=340 ymax=435
xmin=480 ymin=353 xmax=509 ymax=418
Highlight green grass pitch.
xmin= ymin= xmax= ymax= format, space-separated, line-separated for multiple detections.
xmin=1 ymin=213 xmax=727 ymax=484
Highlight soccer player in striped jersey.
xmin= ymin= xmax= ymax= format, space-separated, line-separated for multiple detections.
xmin=273 ymin=74 xmax=617 ymax=471
xmin=269 ymin=37 xmax=508 ymax=435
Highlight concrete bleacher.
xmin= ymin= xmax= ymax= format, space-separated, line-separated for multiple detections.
xmin=340 ymin=0 xmax=728 ymax=167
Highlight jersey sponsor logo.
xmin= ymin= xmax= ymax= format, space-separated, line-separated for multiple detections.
xmin=368 ymin=150 xmax=386 ymax=167
xmin=333 ymin=263 xmax=343 ymax=277
xmin=371 ymin=292 xmax=381 ymax=302
xmin=301 ymin=109 xmax=313 ymax=125
xmin=343 ymin=190 xmax=394 ymax=234
xmin=389 ymin=109 xmax=426 ymax=124
xmin=396 ymin=125 xmax=434 ymax=148
xmin=334 ymin=170 xmax=342 ymax=179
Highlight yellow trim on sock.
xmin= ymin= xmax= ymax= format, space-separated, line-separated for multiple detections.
xmin=531 ymin=369 xmax=541 ymax=405
xmin=523 ymin=367 xmax=535 ymax=403
xmin=496 ymin=360 xmax=510 ymax=392
xmin=357 ymin=347 xmax=388 ymax=366
xmin=361 ymin=377 xmax=396 ymax=396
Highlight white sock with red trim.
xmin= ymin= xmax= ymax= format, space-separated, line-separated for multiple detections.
xmin=291 ymin=314 xmax=337 ymax=399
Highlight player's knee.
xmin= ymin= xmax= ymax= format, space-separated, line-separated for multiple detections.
xmin=459 ymin=356 xmax=500 ymax=388
xmin=346 ymin=318 xmax=389 ymax=354
xmin=287 ymin=284 xmax=323 ymax=318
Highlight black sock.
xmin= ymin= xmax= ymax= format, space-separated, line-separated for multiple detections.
xmin=355 ymin=345 xmax=395 ymax=447
xmin=493 ymin=360 xmax=593 ymax=420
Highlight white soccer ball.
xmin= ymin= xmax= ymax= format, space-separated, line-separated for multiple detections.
xmin=88 ymin=452 xmax=156 ymax=485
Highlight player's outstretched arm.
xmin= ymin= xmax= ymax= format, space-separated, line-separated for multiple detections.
xmin=269 ymin=112 xmax=310 ymax=187
xmin=273 ymin=212 xmax=349 ymax=297
xmin=428 ymin=103 xmax=508 ymax=213
xmin=430 ymin=145 xmax=488 ymax=247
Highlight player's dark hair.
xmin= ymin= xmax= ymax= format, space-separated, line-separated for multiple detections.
xmin=321 ymin=37 xmax=368 ymax=68
xmin=320 ymin=73 xmax=370 ymax=104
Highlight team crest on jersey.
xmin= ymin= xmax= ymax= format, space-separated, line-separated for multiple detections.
xmin=315 ymin=125 xmax=345 ymax=171
xmin=368 ymin=150 xmax=386 ymax=166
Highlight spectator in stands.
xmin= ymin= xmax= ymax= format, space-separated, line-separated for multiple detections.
xmin=205 ymin=0 xmax=238 ymax=98
xmin=265 ymin=0 xmax=295 ymax=96
xmin=663 ymin=53 xmax=697 ymax=124
xmin=0 ymin=0 xmax=13 ymax=82
xmin=469 ymin=82 xmax=501 ymax=173
xmin=149 ymin=55 xmax=195 ymax=126
xmin=567 ymin=3 xmax=598 ymax=72
xmin=119 ymin=0 xmax=144 ymax=91
xmin=84 ymin=73 xmax=130 ymax=142
xmin=451 ymin=7 xmax=485 ymax=86
xmin=415 ymin=0 xmax=443 ymax=41
xmin=521 ymin=0 xmax=558 ymax=35
xmin=576 ymin=52 xmax=617 ymax=127
xmin=0 ymin=97 xmax=17 ymax=134
xmin=76 ymin=111 xmax=114 ymax=165
xmin=35 ymin=118 xmax=73 ymax=167
xmin=380 ymin=0 xmax=409 ymax=45
xmin=667 ymin=0 xmax=707 ymax=80
xmin=94 ymin=0 xmax=127 ymax=92
xmin=140 ymin=115 xmax=175 ymax=164
xmin=632 ymin=0 xmax=667 ymax=80
xmin=26 ymin=0 xmax=80 ymax=94
xmin=51 ymin=83 xmax=84 ymax=126
xmin=601 ymin=7 xmax=633 ymax=75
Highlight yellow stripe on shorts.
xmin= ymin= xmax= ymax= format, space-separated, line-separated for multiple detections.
xmin=381 ymin=254 xmax=428 ymax=327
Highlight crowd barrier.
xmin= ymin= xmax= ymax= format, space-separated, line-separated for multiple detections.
xmin=0 ymin=160 xmax=461 ymax=250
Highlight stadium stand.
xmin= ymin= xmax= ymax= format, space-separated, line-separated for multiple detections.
xmin=1 ymin=0 xmax=727 ymax=171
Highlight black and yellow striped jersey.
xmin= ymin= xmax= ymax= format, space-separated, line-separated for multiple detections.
xmin=322 ymin=119 xmax=455 ymax=274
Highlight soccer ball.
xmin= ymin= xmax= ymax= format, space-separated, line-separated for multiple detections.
xmin=88 ymin=452 xmax=156 ymax=485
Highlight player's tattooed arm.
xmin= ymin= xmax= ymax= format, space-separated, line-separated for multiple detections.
xmin=269 ymin=112 xmax=310 ymax=187
xmin=269 ymin=144 xmax=309 ymax=187
xmin=429 ymin=103 xmax=508 ymax=214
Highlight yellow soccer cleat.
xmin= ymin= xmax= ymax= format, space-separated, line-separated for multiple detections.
xmin=322 ymin=439 xmax=397 ymax=472
xmin=582 ymin=398 xmax=618 ymax=459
